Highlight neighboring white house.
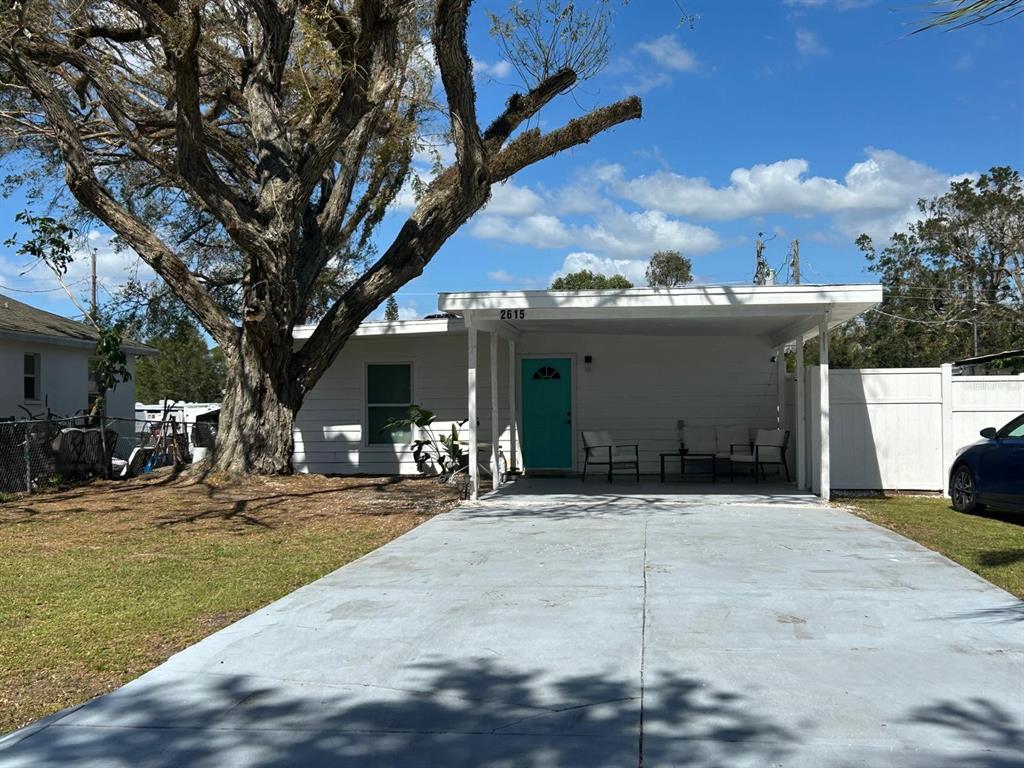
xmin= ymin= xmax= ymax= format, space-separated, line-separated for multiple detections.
xmin=0 ymin=294 xmax=154 ymax=423
xmin=293 ymin=284 xmax=885 ymax=501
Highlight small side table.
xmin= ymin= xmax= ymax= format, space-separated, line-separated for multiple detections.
xmin=660 ymin=451 xmax=717 ymax=482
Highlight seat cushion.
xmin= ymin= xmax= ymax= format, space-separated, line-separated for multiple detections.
xmin=716 ymin=425 xmax=750 ymax=455
xmin=682 ymin=425 xmax=717 ymax=454
xmin=582 ymin=430 xmax=616 ymax=458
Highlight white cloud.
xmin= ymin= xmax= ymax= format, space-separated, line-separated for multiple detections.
xmin=472 ymin=57 xmax=513 ymax=80
xmin=785 ymin=0 xmax=876 ymax=9
xmin=472 ymin=205 xmax=720 ymax=258
xmin=482 ymin=181 xmax=545 ymax=217
xmin=619 ymin=70 xmax=673 ymax=95
xmin=0 ymin=230 xmax=155 ymax=318
xmin=578 ymin=208 xmax=720 ymax=257
xmin=612 ymin=148 xmax=959 ymax=225
xmin=635 ymin=35 xmax=699 ymax=72
xmin=552 ymin=252 xmax=649 ymax=285
xmin=952 ymin=53 xmax=974 ymax=71
xmin=488 ymin=269 xmax=516 ymax=284
xmin=472 ymin=213 xmax=573 ymax=249
xmin=795 ymin=28 xmax=827 ymax=57
xmin=397 ymin=303 xmax=420 ymax=321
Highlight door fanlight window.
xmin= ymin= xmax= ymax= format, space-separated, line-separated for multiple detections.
xmin=532 ymin=366 xmax=561 ymax=380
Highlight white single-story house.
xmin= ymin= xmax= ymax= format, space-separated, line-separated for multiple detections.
xmin=294 ymin=284 xmax=883 ymax=501
xmin=0 ymin=294 xmax=153 ymax=423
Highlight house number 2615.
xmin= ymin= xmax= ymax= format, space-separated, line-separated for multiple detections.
xmin=500 ymin=309 xmax=526 ymax=320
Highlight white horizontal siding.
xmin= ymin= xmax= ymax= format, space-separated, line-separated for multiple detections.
xmin=522 ymin=333 xmax=781 ymax=474
xmin=294 ymin=330 xmax=783 ymax=476
xmin=293 ymin=331 xmax=511 ymax=475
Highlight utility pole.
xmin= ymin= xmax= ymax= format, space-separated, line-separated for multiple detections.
xmin=791 ymin=239 xmax=800 ymax=285
xmin=972 ymin=304 xmax=979 ymax=358
xmin=90 ymin=248 xmax=98 ymax=323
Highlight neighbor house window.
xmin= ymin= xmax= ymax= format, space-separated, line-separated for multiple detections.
xmin=23 ymin=354 xmax=40 ymax=401
xmin=366 ymin=364 xmax=412 ymax=444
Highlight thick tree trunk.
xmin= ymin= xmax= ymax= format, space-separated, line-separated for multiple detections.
xmin=213 ymin=333 xmax=301 ymax=475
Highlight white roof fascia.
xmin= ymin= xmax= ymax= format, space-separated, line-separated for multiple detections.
xmin=438 ymin=284 xmax=881 ymax=314
xmin=292 ymin=317 xmax=464 ymax=340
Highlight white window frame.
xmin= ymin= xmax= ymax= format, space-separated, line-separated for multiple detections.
xmin=364 ymin=361 xmax=414 ymax=447
xmin=23 ymin=353 xmax=41 ymax=402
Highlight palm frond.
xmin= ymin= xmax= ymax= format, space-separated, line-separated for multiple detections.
xmin=915 ymin=0 xmax=1024 ymax=32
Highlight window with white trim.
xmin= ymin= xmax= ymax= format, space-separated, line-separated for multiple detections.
xmin=366 ymin=364 xmax=412 ymax=444
xmin=23 ymin=354 xmax=40 ymax=401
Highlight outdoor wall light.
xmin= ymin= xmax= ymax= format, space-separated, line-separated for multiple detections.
xmin=584 ymin=355 xmax=593 ymax=372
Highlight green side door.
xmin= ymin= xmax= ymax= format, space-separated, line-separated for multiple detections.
xmin=521 ymin=358 xmax=573 ymax=470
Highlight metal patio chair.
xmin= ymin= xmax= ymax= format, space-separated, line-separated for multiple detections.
xmin=581 ymin=430 xmax=640 ymax=483
xmin=729 ymin=428 xmax=790 ymax=482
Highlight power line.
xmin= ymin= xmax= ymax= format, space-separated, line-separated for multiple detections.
xmin=867 ymin=307 xmax=983 ymax=326
xmin=0 ymin=278 xmax=90 ymax=294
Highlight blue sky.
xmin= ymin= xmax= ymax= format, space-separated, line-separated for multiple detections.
xmin=1 ymin=0 xmax=1021 ymax=325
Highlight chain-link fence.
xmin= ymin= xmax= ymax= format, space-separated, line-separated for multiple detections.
xmin=0 ymin=416 xmax=113 ymax=493
xmin=0 ymin=414 xmax=219 ymax=495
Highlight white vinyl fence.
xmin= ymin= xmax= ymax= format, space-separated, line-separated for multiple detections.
xmin=829 ymin=366 xmax=1024 ymax=492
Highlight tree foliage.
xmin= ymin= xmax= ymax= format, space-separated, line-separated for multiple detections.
xmin=90 ymin=325 xmax=133 ymax=416
xmin=5 ymin=211 xmax=133 ymax=412
xmin=490 ymin=0 xmax=611 ymax=84
xmin=384 ymin=295 xmax=400 ymax=321
xmin=136 ymin=321 xmax=226 ymax=403
xmin=0 ymin=0 xmax=642 ymax=473
xmin=646 ymin=250 xmax=693 ymax=287
xmin=806 ymin=167 xmax=1024 ymax=370
xmin=550 ymin=269 xmax=633 ymax=290
xmin=917 ymin=0 xmax=1024 ymax=31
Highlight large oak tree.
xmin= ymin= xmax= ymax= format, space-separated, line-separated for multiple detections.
xmin=0 ymin=0 xmax=641 ymax=472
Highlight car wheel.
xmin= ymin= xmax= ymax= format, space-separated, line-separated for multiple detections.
xmin=951 ymin=464 xmax=985 ymax=514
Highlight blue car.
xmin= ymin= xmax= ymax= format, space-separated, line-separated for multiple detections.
xmin=949 ymin=412 xmax=1024 ymax=514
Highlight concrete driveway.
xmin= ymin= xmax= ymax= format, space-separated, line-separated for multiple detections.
xmin=2 ymin=480 xmax=1022 ymax=767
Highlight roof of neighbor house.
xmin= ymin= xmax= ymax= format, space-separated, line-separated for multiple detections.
xmin=0 ymin=294 xmax=155 ymax=354
xmin=293 ymin=283 xmax=883 ymax=343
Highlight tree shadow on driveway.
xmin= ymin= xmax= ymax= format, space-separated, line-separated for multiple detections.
xmin=0 ymin=659 xmax=797 ymax=768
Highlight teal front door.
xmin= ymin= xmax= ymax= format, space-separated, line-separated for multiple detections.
xmin=521 ymin=358 xmax=573 ymax=469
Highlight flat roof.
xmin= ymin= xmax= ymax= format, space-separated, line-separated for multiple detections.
xmin=438 ymin=284 xmax=882 ymax=344
xmin=292 ymin=284 xmax=883 ymax=344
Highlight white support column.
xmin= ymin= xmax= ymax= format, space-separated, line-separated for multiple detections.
xmin=818 ymin=315 xmax=830 ymax=501
xmin=940 ymin=362 xmax=954 ymax=497
xmin=467 ymin=316 xmax=478 ymax=501
xmin=490 ymin=331 xmax=500 ymax=487
xmin=795 ymin=337 xmax=806 ymax=490
xmin=776 ymin=344 xmax=786 ymax=429
xmin=508 ymin=338 xmax=518 ymax=473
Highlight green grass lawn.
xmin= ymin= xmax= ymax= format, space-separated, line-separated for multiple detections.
xmin=839 ymin=495 xmax=1024 ymax=598
xmin=0 ymin=472 xmax=459 ymax=734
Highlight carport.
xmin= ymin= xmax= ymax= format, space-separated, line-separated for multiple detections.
xmin=437 ymin=284 xmax=882 ymax=501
